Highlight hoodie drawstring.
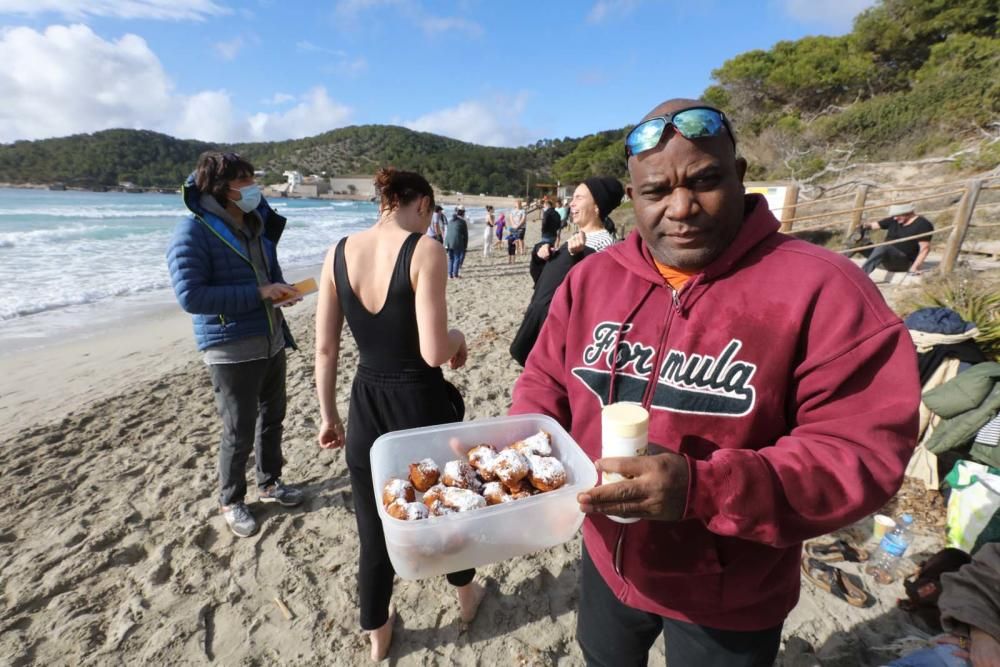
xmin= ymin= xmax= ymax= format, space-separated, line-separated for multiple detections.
xmin=606 ymin=283 xmax=657 ymax=405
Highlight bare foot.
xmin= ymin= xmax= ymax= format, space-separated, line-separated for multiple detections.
xmin=368 ymin=611 xmax=395 ymax=662
xmin=457 ymin=581 xmax=486 ymax=624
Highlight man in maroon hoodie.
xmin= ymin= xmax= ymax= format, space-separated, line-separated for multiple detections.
xmin=510 ymin=99 xmax=920 ymax=666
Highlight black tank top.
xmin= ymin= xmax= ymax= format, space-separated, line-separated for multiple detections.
xmin=334 ymin=232 xmax=430 ymax=372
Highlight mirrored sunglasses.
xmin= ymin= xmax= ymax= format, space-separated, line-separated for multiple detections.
xmin=625 ymin=107 xmax=735 ymax=157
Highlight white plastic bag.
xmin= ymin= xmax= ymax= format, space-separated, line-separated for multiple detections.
xmin=945 ymin=460 xmax=1000 ymax=553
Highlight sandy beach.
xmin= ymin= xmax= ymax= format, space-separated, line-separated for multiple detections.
xmin=0 ymin=223 xmax=943 ymax=666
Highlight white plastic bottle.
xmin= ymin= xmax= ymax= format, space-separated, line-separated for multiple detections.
xmin=601 ymin=403 xmax=649 ymax=524
xmin=865 ymin=513 xmax=915 ymax=584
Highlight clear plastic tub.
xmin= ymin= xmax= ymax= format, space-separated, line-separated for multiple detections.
xmin=370 ymin=414 xmax=598 ymax=580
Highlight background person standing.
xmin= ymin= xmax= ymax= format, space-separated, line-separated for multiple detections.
xmin=483 ymin=205 xmax=496 ymax=257
xmin=445 ymin=204 xmax=469 ymax=278
xmin=510 ymin=199 xmax=527 ymax=255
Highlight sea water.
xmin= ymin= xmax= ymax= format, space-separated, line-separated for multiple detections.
xmin=0 ymin=187 xmax=487 ymax=351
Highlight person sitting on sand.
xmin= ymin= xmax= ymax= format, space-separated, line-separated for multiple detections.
xmin=510 ymin=99 xmax=920 ymax=666
xmin=887 ymin=543 xmax=1000 ymax=667
xmin=861 ymin=202 xmax=934 ymax=278
xmin=166 ymin=151 xmax=305 ymax=539
xmin=314 ymin=168 xmax=484 ymax=662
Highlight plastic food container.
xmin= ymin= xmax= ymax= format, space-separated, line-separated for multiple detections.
xmin=370 ymin=414 xmax=598 ymax=580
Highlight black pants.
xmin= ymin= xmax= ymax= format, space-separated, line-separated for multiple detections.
xmin=862 ymin=244 xmax=912 ymax=274
xmin=577 ymin=546 xmax=783 ymax=667
xmin=208 ymin=350 xmax=286 ymax=507
xmin=345 ymin=365 xmax=474 ymax=630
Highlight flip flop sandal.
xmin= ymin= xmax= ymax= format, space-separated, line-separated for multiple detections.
xmin=801 ymin=557 xmax=874 ymax=608
xmin=805 ymin=538 xmax=869 ymax=563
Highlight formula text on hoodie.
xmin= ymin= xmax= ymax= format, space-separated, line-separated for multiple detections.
xmin=573 ymin=322 xmax=756 ymax=416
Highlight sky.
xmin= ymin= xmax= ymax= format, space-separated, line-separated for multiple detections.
xmin=0 ymin=0 xmax=877 ymax=147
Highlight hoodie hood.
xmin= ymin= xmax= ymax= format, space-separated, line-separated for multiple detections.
xmin=605 ymin=194 xmax=780 ymax=286
xmin=182 ymin=171 xmax=287 ymax=245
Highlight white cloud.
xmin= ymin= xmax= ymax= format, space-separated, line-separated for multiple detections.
xmin=334 ymin=0 xmax=402 ymax=19
xmin=0 ymin=24 xmax=174 ymax=141
xmin=261 ymin=92 xmax=295 ymax=105
xmin=779 ymin=0 xmax=876 ymax=30
xmin=0 ymin=0 xmax=229 ymax=21
xmin=587 ymin=0 xmax=640 ymax=23
xmin=335 ymin=57 xmax=368 ymax=77
xmin=174 ymin=90 xmax=237 ymax=141
xmin=245 ymin=87 xmax=352 ymax=141
xmin=403 ymin=93 xmax=534 ymax=147
xmin=420 ymin=16 xmax=483 ymax=38
xmin=296 ymin=40 xmax=345 ymax=56
xmin=214 ymin=35 xmax=243 ymax=60
xmin=334 ymin=0 xmax=482 ymax=38
xmin=0 ymin=25 xmax=352 ymax=143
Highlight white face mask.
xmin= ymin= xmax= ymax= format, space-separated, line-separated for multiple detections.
xmin=229 ymin=184 xmax=261 ymax=213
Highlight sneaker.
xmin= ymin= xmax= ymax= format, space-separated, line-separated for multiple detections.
xmin=221 ymin=502 xmax=258 ymax=538
xmin=259 ymin=481 xmax=304 ymax=507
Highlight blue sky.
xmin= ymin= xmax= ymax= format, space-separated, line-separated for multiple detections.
xmin=0 ymin=0 xmax=876 ymax=146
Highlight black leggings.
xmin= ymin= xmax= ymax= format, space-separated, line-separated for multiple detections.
xmin=344 ymin=365 xmax=474 ymax=630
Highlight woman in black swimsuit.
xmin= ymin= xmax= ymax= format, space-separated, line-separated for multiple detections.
xmin=314 ymin=168 xmax=484 ymax=661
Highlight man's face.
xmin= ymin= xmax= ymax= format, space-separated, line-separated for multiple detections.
xmin=627 ymin=102 xmax=747 ymax=270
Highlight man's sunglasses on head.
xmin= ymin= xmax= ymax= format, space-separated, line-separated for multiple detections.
xmin=625 ymin=106 xmax=735 ymax=157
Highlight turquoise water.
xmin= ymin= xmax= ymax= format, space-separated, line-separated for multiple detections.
xmin=0 ymin=188 xmax=377 ymax=349
xmin=0 ymin=188 xmax=488 ymax=349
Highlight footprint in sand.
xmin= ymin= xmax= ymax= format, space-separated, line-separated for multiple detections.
xmin=191 ymin=524 xmax=219 ymax=551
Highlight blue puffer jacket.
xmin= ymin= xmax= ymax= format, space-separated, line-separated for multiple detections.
xmin=166 ymin=174 xmax=296 ymax=351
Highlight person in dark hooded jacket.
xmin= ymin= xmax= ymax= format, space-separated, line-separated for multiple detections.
xmin=444 ymin=205 xmax=469 ymax=278
xmin=166 ymin=151 xmax=305 ymax=539
xmin=512 ymin=176 xmax=624 ymax=366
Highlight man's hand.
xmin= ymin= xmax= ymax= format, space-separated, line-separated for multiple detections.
xmin=537 ymin=244 xmax=553 ymax=260
xmin=567 ymin=231 xmax=586 ymax=255
xmin=577 ymin=452 xmax=690 ymax=521
xmin=259 ymin=283 xmax=299 ymax=303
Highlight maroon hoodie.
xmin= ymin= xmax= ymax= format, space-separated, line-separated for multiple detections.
xmin=510 ymin=195 xmax=920 ymax=630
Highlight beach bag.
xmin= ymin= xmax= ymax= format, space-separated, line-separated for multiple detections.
xmin=945 ymin=460 xmax=1000 ymax=553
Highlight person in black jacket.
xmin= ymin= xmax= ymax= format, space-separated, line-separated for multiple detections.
xmin=444 ymin=205 xmax=469 ymax=278
xmin=511 ymin=177 xmax=624 ymax=365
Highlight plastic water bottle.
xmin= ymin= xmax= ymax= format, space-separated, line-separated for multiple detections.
xmin=865 ymin=513 xmax=915 ymax=584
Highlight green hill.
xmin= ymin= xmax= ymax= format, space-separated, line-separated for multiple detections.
xmin=0 ymin=0 xmax=995 ymax=192
xmin=0 ymin=125 xmax=582 ymax=195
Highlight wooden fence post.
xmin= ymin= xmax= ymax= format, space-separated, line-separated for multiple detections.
xmin=845 ymin=184 xmax=870 ymax=237
xmin=779 ymin=184 xmax=799 ymax=233
xmin=940 ymin=179 xmax=984 ymax=274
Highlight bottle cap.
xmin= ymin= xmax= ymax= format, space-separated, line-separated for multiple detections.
xmin=901 ymin=513 xmax=913 ymax=524
xmin=602 ymin=403 xmax=649 ymax=438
